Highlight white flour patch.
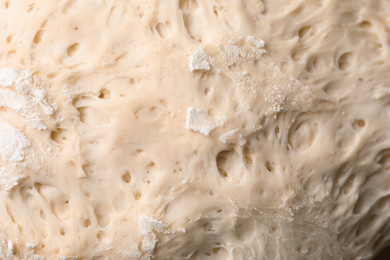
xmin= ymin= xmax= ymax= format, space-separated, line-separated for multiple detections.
xmin=0 ymin=67 xmax=54 ymax=130
xmin=189 ymin=49 xmax=210 ymax=72
xmin=26 ymin=243 xmax=37 ymax=249
xmin=0 ymin=117 xmax=31 ymax=191
xmin=138 ymin=216 xmax=169 ymax=256
xmin=0 ymin=168 xmax=22 ymax=192
xmin=0 ymin=118 xmax=31 ymax=162
xmin=0 ymin=68 xmax=21 ymax=87
xmin=138 ymin=216 xmax=168 ymax=236
xmin=247 ymin=36 xmax=266 ymax=49
xmin=223 ymin=44 xmax=248 ymax=66
xmin=7 ymin=240 xmax=13 ymax=256
xmin=186 ymin=107 xmax=226 ymax=136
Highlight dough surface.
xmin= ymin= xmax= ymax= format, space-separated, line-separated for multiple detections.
xmin=0 ymin=0 xmax=390 ymax=259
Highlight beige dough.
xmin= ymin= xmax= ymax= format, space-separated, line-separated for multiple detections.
xmin=0 ymin=0 xmax=390 ymax=259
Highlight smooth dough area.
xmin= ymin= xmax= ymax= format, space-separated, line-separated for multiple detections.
xmin=0 ymin=0 xmax=390 ymax=259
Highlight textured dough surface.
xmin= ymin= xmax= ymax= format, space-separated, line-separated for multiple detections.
xmin=0 ymin=0 xmax=390 ymax=259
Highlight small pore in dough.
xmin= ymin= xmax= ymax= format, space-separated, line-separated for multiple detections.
xmin=288 ymin=114 xmax=319 ymax=152
xmin=216 ymin=149 xmax=240 ymax=178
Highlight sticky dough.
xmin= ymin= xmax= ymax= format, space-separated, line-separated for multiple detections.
xmin=0 ymin=0 xmax=390 ymax=259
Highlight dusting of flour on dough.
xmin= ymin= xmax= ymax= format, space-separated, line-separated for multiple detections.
xmin=138 ymin=216 xmax=168 ymax=236
xmin=0 ymin=67 xmax=21 ymax=87
xmin=138 ymin=216 xmax=169 ymax=256
xmin=25 ymin=243 xmax=37 ymax=249
xmin=7 ymin=240 xmax=13 ymax=256
xmin=0 ymin=67 xmax=54 ymax=130
xmin=189 ymin=49 xmax=211 ymax=72
xmin=1 ymin=1 xmax=390 ymax=259
xmin=0 ymin=117 xmax=32 ymax=191
xmin=186 ymin=107 xmax=226 ymax=136
xmin=0 ymin=118 xmax=31 ymax=162
xmin=247 ymin=36 xmax=266 ymax=49
xmin=0 ymin=168 xmax=21 ymax=192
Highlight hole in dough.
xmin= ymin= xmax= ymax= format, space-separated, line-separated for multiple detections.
xmin=67 ymin=43 xmax=80 ymax=57
xmin=50 ymin=128 xmax=71 ymax=144
xmin=83 ymin=218 xmax=91 ymax=227
xmin=357 ymin=119 xmax=366 ymax=127
xmin=40 ymin=210 xmax=47 ymax=221
xmin=299 ymin=25 xmax=312 ymax=38
xmin=156 ymin=23 xmax=168 ymax=39
xmin=358 ymin=20 xmax=372 ymax=29
xmin=122 ymin=171 xmax=131 ymax=183
xmin=244 ymin=146 xmax=254 ymax=166
xmin=135 ymin=191 xmax=142 ymax=200
xmin=98 ymin=88 xmax=111 ymax=99
xmin=338 ymin=52 xmax=355 ymax=71
xmin=93 ymin=202 xmax=110 ymax=227
xmin=33 ymin=30 xmax=44 ymax=44
xmin=288 ymin=114 xmax=319 ymax=152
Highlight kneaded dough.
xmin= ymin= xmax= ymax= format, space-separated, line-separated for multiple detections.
xmin=0 ymin=0 xmax=390 ymax=259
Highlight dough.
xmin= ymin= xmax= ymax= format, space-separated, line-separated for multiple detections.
xmin=0 ymin=0 xmax=389 ymax=259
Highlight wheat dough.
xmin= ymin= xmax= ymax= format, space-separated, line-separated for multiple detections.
xmin=0 ymin=0 xmax=390 ymax=259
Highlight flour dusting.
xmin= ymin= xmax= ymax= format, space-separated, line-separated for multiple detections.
xmin=0 ymin=118 xmax=31 ymax=162
xmin=0 ymin=168 xmax=22 ymax=192
xmin=247 ymin=36 xmax=266 ymax=49
xmin=189 ymin=49 xmax=210 ymax=72
xmin=0 ymin=68 xmax=21 ymax=87
xmin=0 ymin=67 xmax=54 ymax=130
xmin=186 ymin=107 xmax=226 ymax=136
xmin=138 ymin=216 xmax=169 ymax=256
